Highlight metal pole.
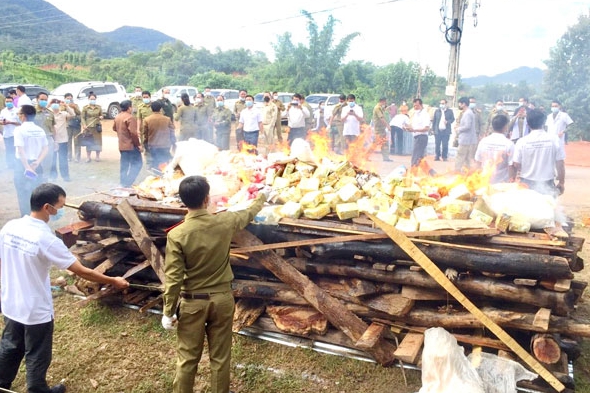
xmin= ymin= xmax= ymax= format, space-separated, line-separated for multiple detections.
xmin=446 ymin=0 xmax=468 ymax=107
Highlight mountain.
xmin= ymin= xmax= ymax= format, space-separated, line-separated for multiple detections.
xmin=0 ymin=0 xmax=180 ymax=57
xmin=462 ymin=67 xmax=544 ymax=87
xmin=102 ymin=26 xmax=178 ymax=52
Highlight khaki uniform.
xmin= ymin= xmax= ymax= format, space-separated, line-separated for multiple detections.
xmin=204 ymin=95 xmax=216 ymax=111
xmin=164 ymin=194 xmax=266 ymax=393
xmin=66 ymin=103 xmax=82 ymax=161
xmin=272 ymin=98 xmax=285 ymax=142
xmin=302 ymin=101 xmax=314 ymax=131
xmin=330 ymin=102 xmax=345 ymax=152
xmin=372 ymin=103 xmax=390 ymax=159
xmin=81 ymin=104 xmax=103 ymax=152
xmin=210 ymin=106 xmax=233 ymax=150
xmin=34 ymin=107 xmax=56 ymax=177
xmin=194 ymin=103 xmax=212 ymax=141
xmin=174 ymin=105 xmax=198 ymax=141
xmin=137 ymin=103 xmax=153 ymax=132
xmin=485 ymin=109 xmax=510 ymax=136
xmin=262 ymin=102 xmax=278 ymax=149
xmin=142 ymin=112 xmax=175 ymax=169
xmin=234 ymin=100 xmax=247 ymax=146
xmin=130 ymin=95 xmax=144 ymax=118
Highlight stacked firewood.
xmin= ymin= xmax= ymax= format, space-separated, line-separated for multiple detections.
xmin=58 ymin=195 xmax=586 ymax=393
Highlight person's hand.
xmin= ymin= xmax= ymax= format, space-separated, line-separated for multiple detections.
xmin=111 ymin=277 xmax=129 ymax=289
xmin=259 ymin=185 xmax=274 ymax=200
xmin=556 ymin=182 xmax=565 ymax=195
xmin=162 ymin=314 xmax=178 ymax=330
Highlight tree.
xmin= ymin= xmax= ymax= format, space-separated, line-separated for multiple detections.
xmin=544 ymin=13 xmax=590 ymax=141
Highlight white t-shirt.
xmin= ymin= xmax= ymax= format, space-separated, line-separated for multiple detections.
xmin=238 ymin=107 xmax=262 ymax=132
xmin=341 ymin=104 xmax=363 ymax=136
xmin=390 ymin=113 xmax=409 ymax=128
xmin=287 ymin=106 xmax=310 ymax=128
xmin=545 ymin=111 xmax=573 ymax=147
xmin=13 ymin=121 xmax=48 ymax=160
xmin=409 ymin=109 xmax=431 ymax=137
xmin=513 ymin=129 xmax=565 ymax=182
xmin=0 ymin=215 xmax=76 ymax=324
xmin=474 ymin=132 xmax=515 ymax=183
xmin=0 ymin=106 xmax=20 ymax=138
xmin=17 ymin=94 xmax=33 ymax=107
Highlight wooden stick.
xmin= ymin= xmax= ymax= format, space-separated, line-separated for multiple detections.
xmin=367 ymin=213 xmax=566 ymax=392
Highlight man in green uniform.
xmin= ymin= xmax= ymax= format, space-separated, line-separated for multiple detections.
xmin=130 ymin=86 xmax=143 ymax=118
xmin=271 ymin=92 xmax=285 ymax=143
xmin=64 ymin=92 xmax=82 ymax=162
xmin=34 ymin=92 xmax=55 ymax=180
xmin=210 ymin=95 xmax=233 ymax=151
xmin=328 ymin=94 xmax=346 ymax=153
xmin=301 ymin=96 xmax=314 ymax=132
xmin=372 ymin=97 xmax=392 ymax=162
xmin=159 ymin=88 xmax=175 ymax=123
xmin=137 ymin=91 xmax=154 ymax=134
xmin=233 ymin=90 xmax=247 ymax=149
xmin=194 ymin=92 xmax=213 ymax=143
xmin=162 ymin=175 xmax=268 ymax=393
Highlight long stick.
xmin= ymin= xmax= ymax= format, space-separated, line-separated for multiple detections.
xmin=366 ymin=213 xmax=566 ymax=393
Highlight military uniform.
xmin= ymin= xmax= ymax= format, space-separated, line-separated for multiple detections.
xmin=330 ymin=102 xmax=345 ymax=152
xmin=130 ymin=95 xmax=144 ymax=118
xmin=142 ymin=112 xmax=175 ymax=170
xmin=174 ymin=105 xmax=198 ymax=141
xmin=372 ymin=103 xmax=390 ymax=160
xmin=163 ymin=193 xmax=266 ymax=393
xmin=272 ymin=98 xmax=285 ymax=143
xmin=34 ymin=106 xmax=55 ymax=178
xmin=81 ymin=104 xmax=103 ymax=154
xmin=210 ymin=105 xmax=233 ymax=150
xmin=485 ymin=108 xmax=509 ymax=136
xmin=302 ymin=101 xmax=314 ymax=131
xmin=194 ymin=103 xmax=212 ymax=142
xmin=66 ymin=103 xmax=81 ymax=161
xmin=233 ymin=100 xmax=246 ymax=147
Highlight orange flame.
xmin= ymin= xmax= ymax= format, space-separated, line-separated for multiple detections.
xmin=239 ymin=142 xmax=258 ymax=155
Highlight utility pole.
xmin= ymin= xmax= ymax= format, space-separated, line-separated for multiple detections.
xmin=444 ymin=0 xmax=468 ymax=107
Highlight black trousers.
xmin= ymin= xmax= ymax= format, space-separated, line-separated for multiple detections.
xmin=120 ymin=148 xmax=143 ymax=187
xmin=0 ymin=317 xmax=54 ymax=393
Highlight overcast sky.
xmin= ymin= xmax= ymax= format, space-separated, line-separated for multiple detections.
xmin=45 ymin=0 xmax=588 ymax=78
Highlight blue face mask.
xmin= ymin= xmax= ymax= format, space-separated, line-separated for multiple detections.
xmin=49 ymin=205 xmax=65 ymax=221
xmin=216 ymin=101 xmax=224 ymax=107
xmin=6 ymin=102 xmax=14 ymax=109
xmin=89 ymin=99 xmax=97 ymax=105
xmin=245 ymin=101 xmax=254 ymax=108
xmin=65 ymin=99 xmax=72 ymax=104
xmin=51 ymin=103 xmax=60 ymax=110
xmin=39 ymin=100 xmax=48 ymax=108
xmin=143 ymin=98 xmax=151 ymax=104
xmin=348 ymin=102 xmax=356 ymax=108
xmin=469 ymin=103 xmax=476 ymax=109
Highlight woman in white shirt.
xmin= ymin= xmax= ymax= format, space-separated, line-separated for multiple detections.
xmin=49 ymin=99 xmax=74 ymax=181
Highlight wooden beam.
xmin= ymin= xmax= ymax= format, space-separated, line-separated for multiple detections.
xmin=116 ymin=199 xmax=166 ymax=284
xmin=355 ymin=323 xmax=387 ymax=350
xmin=367 ymin=213 xmax=566 ymax=392
xmin=393 ymin=333 xmax=424 ymax=364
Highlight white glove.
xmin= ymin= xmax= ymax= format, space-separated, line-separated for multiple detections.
xmin=161 ymin=314 xmax=178 ymax=330
xmin=259 ymin=186 xmax=273 ymax=200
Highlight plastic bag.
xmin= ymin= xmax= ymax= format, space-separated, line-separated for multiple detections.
xmin=467 ymin=351 xmax=537 ymax=393
xmin=170 ymin=139 xmax=218 ymax=176
xmin=419 ymin=327 xmax=485 ymax=393
xmin=484 ymin=188 xmax=556 ymax=229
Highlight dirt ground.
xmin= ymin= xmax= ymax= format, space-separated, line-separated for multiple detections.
xmin=0 ymin=122 xmax=589 ymax=392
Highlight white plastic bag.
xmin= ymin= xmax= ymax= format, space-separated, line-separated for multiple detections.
xmin=419 ymin=327 xmax=485 ymax=393
xmin=468 ymin=351 xmax=537 ymax=393
xmin=171 ymin=139 xmax=218 ymax=176
xmin=484 ymin=188 xmax=556 ymax=229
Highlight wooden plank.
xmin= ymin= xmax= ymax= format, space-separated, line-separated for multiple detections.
xmin=139 ymin=295 xmax=163 ymax=313
xmin=367 ymin=213 xmax=566 ymax=392
xmin=401 ymin=285 xmax=447 ymax=301
xmin=393 ymin=333 xmax=424 ymax=364
xmin=514 ymin=278 xmax=538 ymax=287
xmin=233 ymin=298 xmax=266 ymax=333
xmin=93 ymin=251 xmax=129 ymax=274
xmin=364 ymin=293 xmax=414 ymax=317
xmin=539 ymin=279 xmax=571 ymax=292
xmin=116 ymin=199 xmax=166 ymax=284
xmin=355 ymin=323 xmax=386 ymax=350
xmin=533 ymin=308 xmax=552 ymax=332
xmin=55 ymin=220 xmax=95 ymax=247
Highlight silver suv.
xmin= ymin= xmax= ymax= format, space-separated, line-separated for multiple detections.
xmin=50 ymin=81 xmax=128 ymax=119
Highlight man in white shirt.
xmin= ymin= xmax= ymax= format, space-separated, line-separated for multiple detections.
xmin=0 ymin=95 xmax=21 ymax=169
xmin=15 ymin=85 xmax=33 ymax=107
xmin=405 ymin=98 xmax=431 ymax=168
xmin=513 ymin=109 xmax=565 ymax=196
xmin=0 ymin=183 xmax=129 ymax=393
xmin=12 ymin=105 xmax=49 ymax=216
xmin=545 ymin=100 xmax=573 ymax=154
xmin=474 ymin=114 xmax=514 ymax=183
xmin=341 ymin=94 xmax=364 ymax=149
xmin=237 ymin=95 xmax=263 ymax=151
xmin=286 ymin=93 xmax=310 ymax=146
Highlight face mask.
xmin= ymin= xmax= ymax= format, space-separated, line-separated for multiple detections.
xmin=348 ymin=102 xmax=355 ymax=108
xmin=135 ymin=92 xmax=142 ymax=97
xmin=439 ymin=104 xmax=446 ymax=110
xmin=195 ymin=98 xmax=203 ymax=104
xmin=143 ymin=98 xmax=150 ymax=104
xmin=65 ymin=99 xmax=72 ymax=104
xmin=518 ymin=102 xmax=525 ymax=107
xmin=273 ymin=95 xmax=278 ymax=100
xmin=551 ymin=107 xmax=559 ymax=114
xmin=240 ymin=97 xmax=246 ymax=102
xmin=51 ymin=103 xmax=60 ymax=110
xmin=205 ymin=92 xmax=211 ymax=96
xmin=469 ymin=103 xmax=476 ymax=109
xmin=39 ymin=100 xmax=48 ymax=108
xmin=50 ymin=207 xmax=65 ymax=221
xmin=89 ymin=100 xmax=96 ymax=105
xmin=245 ymin=101 xmax=254 ymax=108
xmin=291 ymin=100 xmax=299 ymax=105
xmin=163 ymin=94 xmax=169 ymax=99
xmin=496 ymin=105 xmax=504 ymax=111
xmin=6 ymin=102 xmax=14 ymax=109
xmin=216 ymin=101 xmax=224 ymax=107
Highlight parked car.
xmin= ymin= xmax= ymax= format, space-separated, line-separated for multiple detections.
xmin=50 ymin=81 xmax=127 ymax=118
xmin=0 ymin=83 xmax=50 ymax=104
xmin=211 ymin=89 xmax=240 ymax=118
xmin=305 ymin=93 xmax=341 ymax=121
xmin=254 ymin=92 xmax=295 ymax=124
xmin=153 ymin=86 xmax=199 ymax=111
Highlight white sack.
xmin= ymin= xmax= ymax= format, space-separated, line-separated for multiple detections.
xmin=467 ymin=351 xmax=537 ymax=393
xmin=484 ymin=188 xmax=556 ymax=229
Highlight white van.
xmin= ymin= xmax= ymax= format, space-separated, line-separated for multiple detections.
xmin=50 ymin=81 xmax=128 ymax=119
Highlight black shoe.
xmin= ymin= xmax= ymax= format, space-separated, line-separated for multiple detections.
xmin=50 ymin=383 xmax=67 ymax=393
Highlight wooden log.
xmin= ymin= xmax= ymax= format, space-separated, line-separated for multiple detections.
xmin=276 ymin=260 xmax=576 ymax=316
xmin=266 ymin=305 xmax=328 ymax=336
xmin=401 ymin=286 xmax=447 ymax=301
xmin=364 ymin=293 xmax=414 ymax=317
xmin=533 ymin=308 xmax=552 ymax=331
xmin=308 ymin=240 xmax=573 ymax=280
xmin=313 ymin=277 xmax=399 ymax=297
xmin=232 ymin=230 xmax=397 ymax=365
xmin=115 ymin=199 xmax=166 ymax=284
xmin=539 ymin=279 xmax=571 ymax=292
xmin=55 ymin=220 xmax=94 ymax=248
xmin=531 ymin=334 xmax=562 ymax=364
xmin=233 ymin=299 xmax=266 ymax=333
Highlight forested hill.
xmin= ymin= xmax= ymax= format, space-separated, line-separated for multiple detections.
xmin=0 ymin=0 xmax=179 ymax=57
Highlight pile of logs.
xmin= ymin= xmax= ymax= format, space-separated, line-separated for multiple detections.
xmin=59 ymin=196 xmax=587 ymax=393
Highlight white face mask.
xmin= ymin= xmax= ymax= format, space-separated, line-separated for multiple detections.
xmin=195 ymin=98 xmax=203 ymax=104
xmin=496 ymin=105 xmax=504 ymax=111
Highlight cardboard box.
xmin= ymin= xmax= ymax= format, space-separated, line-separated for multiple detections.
xmin=336 ymin=202 xmax=360 ymax=220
